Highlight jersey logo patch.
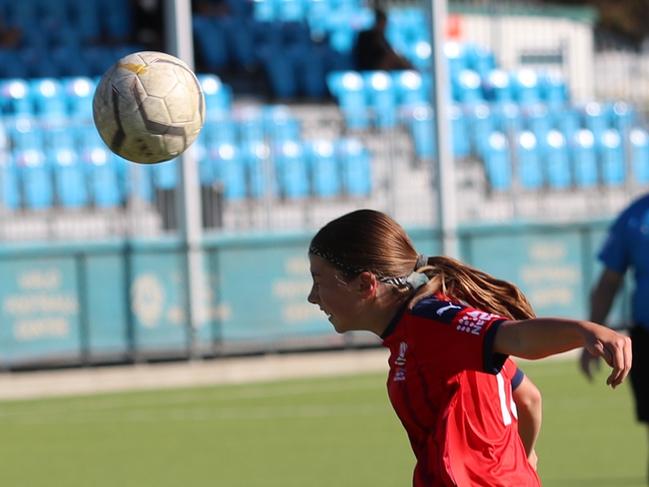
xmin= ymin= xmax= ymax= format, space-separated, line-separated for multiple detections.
xmin=412 ymin=297 xmax=465 ymax=324
xmin=393 ymin=342 xmax=407 ymax=381
xmin=456 ymin=310 xmax=499 ymax=335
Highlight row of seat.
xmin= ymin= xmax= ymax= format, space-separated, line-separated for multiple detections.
xmin=328 ymin=62 xmax=572 ymax=128
xmin=0 ymin=132 xmax=372 ymax=211
xmin=0 ymin=74 xmax=231 ymax=121
xmin=0 ymin=44 xmax=143 ymax=82
xmin=408 ymin=100 xmax=637 ymax=162
xmin=481 ymin=127 xmax=649 ymax=191
xmin=0 ymin=0 xmax=132 ymax=45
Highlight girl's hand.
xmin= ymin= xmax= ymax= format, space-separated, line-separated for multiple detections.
xmin=582 ymin=323 xmax=632 ymax=388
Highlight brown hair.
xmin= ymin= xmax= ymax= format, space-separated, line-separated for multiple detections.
xmin=309 ymin=209 xmax=535 ymax=320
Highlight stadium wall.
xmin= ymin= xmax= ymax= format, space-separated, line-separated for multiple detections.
xmin=0 ymin=219 xmax=630 ymax=370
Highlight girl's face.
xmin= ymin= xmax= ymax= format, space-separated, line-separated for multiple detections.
xmin=307 ymin=254 xmax=367 ymax=334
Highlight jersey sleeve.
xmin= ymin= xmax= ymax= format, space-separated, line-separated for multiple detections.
xmin=502 ymin=358 xmax=525 ymax=390
xmin=598 ymin=207 xmax=632 ymax=274
xmin=409 ymin=297 xmax=509 ymax=378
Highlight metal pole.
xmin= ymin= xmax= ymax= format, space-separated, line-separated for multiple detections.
xmin=429 ymin=0 xmax=459 ymax=258
xmin=164 ymin=0 xmax=207 ymax=358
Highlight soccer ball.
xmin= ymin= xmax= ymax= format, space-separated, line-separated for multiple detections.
xmin=92 ymin=51 xmax=205 ymax=164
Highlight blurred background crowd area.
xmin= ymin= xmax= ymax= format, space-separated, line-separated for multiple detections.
xmin=0 ymin=0 xmax=648 ymax=240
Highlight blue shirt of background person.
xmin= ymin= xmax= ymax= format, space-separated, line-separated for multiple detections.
xmin=598 ymin=193 xmax=649 ymax=327
xmin=580 ymin=192 xmax=649 ymax=483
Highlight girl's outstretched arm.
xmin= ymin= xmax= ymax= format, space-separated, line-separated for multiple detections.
xmin=494 ymin=318 xmax=632 ymax=388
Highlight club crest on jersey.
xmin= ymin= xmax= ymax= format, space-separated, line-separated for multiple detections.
xmin=456 ymin=310 xmax=499 ymax=335
xmin=394 ymin=342 xmax=408 ymax=381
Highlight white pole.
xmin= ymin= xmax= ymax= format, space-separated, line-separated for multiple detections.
xmin=164 ymin=0 xmax=206 ymax=357
xmin=429 ymin=0 xmax=459 ymax=258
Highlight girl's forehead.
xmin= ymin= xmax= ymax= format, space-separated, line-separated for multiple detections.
xmin=309 ymin=254 xmax=337 ymax=274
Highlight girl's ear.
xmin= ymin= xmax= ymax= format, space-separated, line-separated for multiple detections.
xmin=357 ymin=271 xmax=378 ymax=298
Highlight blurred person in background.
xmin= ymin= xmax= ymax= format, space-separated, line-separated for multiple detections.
xmin=308 ymin=208 xmax=631 ymax=486
xmin=352 ymin=7 xmax=414 ymax=71
xmin=580 ymin=192 xmax=649 ymax=482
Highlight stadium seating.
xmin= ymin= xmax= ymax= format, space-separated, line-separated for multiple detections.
xmin=630 ymin=128 xmax=649 ymax=184
xmin=309 ymin=139 xmax=341 ymax=197
xmin=543 ymin=130 xmax=571 ymax=190
xmin=483 ymin=131 xmax=511 ymax=191
xmin=599 ymin=129 xmax=625 ymax=186
xmin=571 ymin=129 xmax=599 ymax=188
xmin=337 ymin=137 xmax=371 ymax=196
xmin=275 ymin=140 xmax=310 ymax=198
xmin=515 ymin=131 xmax=543 ymax=190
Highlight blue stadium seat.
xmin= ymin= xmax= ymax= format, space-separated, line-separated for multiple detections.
xmin=85 ymin=147 xmax=124 ymax=208
xmin=53 ymin=147 xmax=88 ymax=208
xmin=263 ymin=105 xmax=301 ymax=142
xmin=571 ymin=129 xmax=598 ymax=188
xmin=202 ymin=114 xmax=237 ymax=146
xmin=543 ymin=130 xmax=571 ymax=189
xmin=364 ymin=71 xmax=397 ymax=129
xmin=309 ymin=139 xmax=341 ymax=197
xmin=539 ymin=71 xmax=569 ymax=108
xmin=253 ymin=0 xmax=276 ymax=22
xmin=257 ymin=43 xmax=299 ymax=99
xmin=599 ymin=129 xmax=625 ymax=187
xmin=484 ymin=69 xmax=514 ymax=105
xmin=450 ymin=104 xmax=470 ymax=159
xmin=553 ymin=106 xmax=580 ymax=143
xmin=630 ymin=128 xmax=649 ymax=184
xmin=63 ymin=76 xmax=95 ymax=120
xmin=275 ymin=140 xmax=309 ymax=198
xmin=327 ymin=71 xmax=369 ymax=130
xmin=193 ymin=16 xmax=230 ymax=70
xmin=30 ymin=78 xmax=67 ymax=119
xmin=337 ymin=137 xmax=371 ymax=196
xmin=408 ymin=40 xmax=432 ymax=70
xmin=277 ymin=0 xmax=306 ymax=22
xmin=0 ymin=153 xmax=20 ymax=211
xmin=610 ymin=101 xmax=636 ymax=134
xmin=8 ymin=117 xmax=45 ymax=151
xmin=516 ymin=131 xmax=543 ymax=190
xmin=492 ymin=102 xmax=522 ymax=136
xmin=17 ymin=148 xmax=53 ymax=210
xmin=237 ymin=107 xmax=265 ymax=144
xmin=242 ymin=141 xmax=271 ymax=198
xmin=512 ymin=69 xmax=542 ymax=107
xmin=191 ymin=137 xmax=216 ymax=188
xmin=483 ymin=131 xmax=511 ymax=191
xmin=582 ymin=102 xmax=609 ymax=140
xmin=465 ymin=103 xmax=494 ymax=157
xmin=465 ymin=43 xmax=496 ymax=78
xmin=453 ymin=69 xmax=482 ymax=105
xmin=0 ymin=79 xmax=33 ymax=116
xmin=198 ymin=74 xmax=232 ymax=119
xmin=393 ymin=70 xmax=427 ymax=108
xmin=408 ymin=104 xmax=435 ymax=161
xmin=525 ymin=104 xmax=552 ymax=146
xmin=215 ymin=142 xmax=247 ymax=200
xmin=444 ymin=42 xmax=469 ymax=77
xmin=293 ymin=42 xmax=329 ymax=99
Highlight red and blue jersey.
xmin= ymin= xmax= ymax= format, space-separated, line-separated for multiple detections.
xmin=381 ymin=294 xmax=540 ymax=487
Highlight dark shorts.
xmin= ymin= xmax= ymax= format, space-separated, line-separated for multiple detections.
xmin=630 ymin=326 xmax=649 ymax=423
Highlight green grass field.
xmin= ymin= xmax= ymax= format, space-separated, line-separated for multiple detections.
xmin=0 ymin=359 xmax=644 ymax=486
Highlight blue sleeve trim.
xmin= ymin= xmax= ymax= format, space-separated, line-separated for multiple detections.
xmin=511 ymin=367 xmax=525 ymax=390
xmin=483 ymin=319 xmax=508 ymax=374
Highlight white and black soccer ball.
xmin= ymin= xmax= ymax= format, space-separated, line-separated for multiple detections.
xmin=92 ymin=51 xmax=205 ymax=164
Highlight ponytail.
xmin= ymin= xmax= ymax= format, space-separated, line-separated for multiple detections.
xmin=408 ymin=256 xmax=536 ymax=320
